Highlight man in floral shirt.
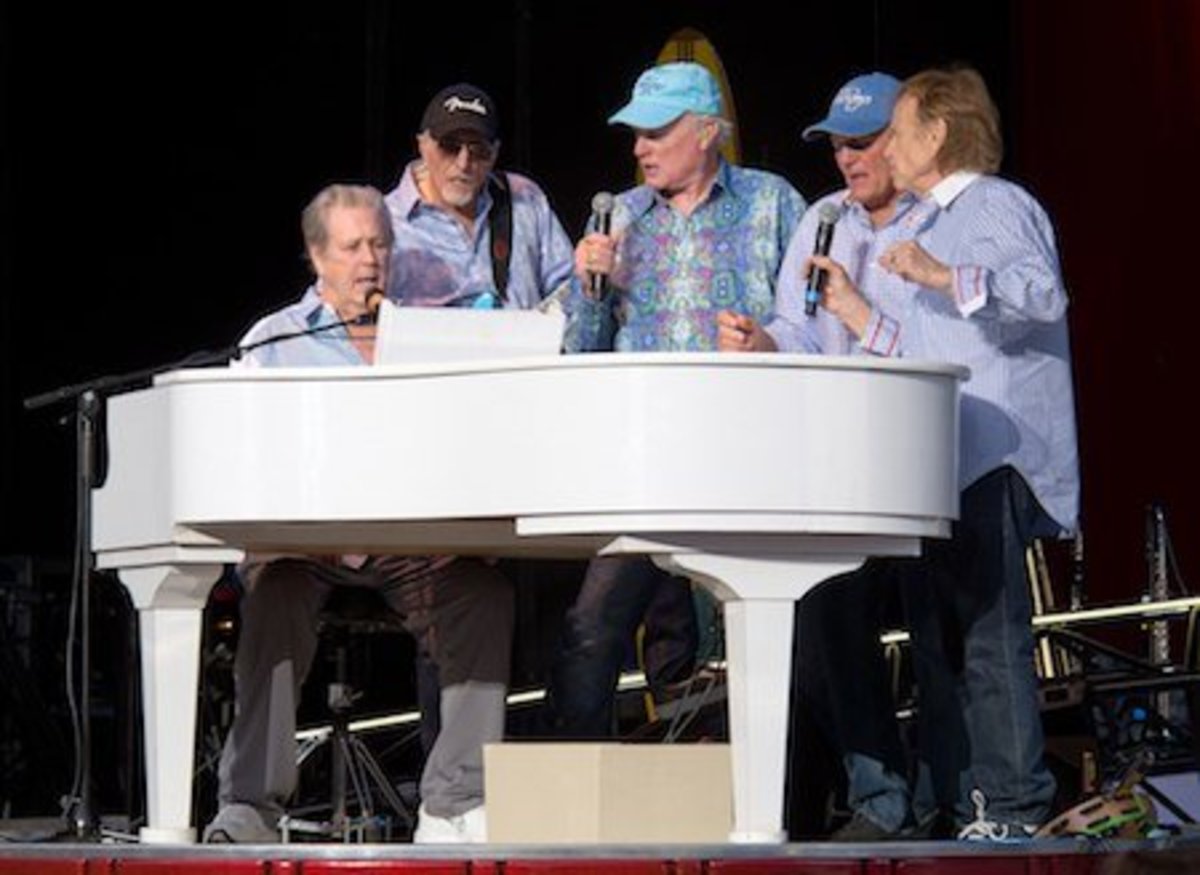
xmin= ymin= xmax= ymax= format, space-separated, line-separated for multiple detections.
xmin=553 ymin=62 xmax=806 ymax=736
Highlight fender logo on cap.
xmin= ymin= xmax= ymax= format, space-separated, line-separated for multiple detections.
xmin=444 ymin=96 xmax=487 ymax=116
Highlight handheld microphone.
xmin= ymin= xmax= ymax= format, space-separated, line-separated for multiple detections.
xmin=589 ymin=191 xmax=614 ymax=297
xmin=804 ymin=202 xmax=843 ymax=316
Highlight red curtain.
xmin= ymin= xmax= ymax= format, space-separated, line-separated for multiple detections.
xmin=1014 ymin=1 xmax=1200 ymax=607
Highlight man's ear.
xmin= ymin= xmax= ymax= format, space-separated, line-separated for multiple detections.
xmin=928 ymin=117 xmax=948 ymax=152
xmin=307 ymin=246 xmax=325 ymax=283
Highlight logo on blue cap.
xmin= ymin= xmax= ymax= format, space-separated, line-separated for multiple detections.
xmin=802 ymin=72 xmax=901 ymax=141
xmin=608 ymin=62 xmax=723 ymax=130
xmin=834 ymin=85 xmax=875 ymax=114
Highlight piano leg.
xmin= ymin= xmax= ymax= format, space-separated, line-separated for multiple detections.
xmin=120 ymin=563 xmax=226 ymax=844
xmin=655 ymin=553 xmax=863 ymax=843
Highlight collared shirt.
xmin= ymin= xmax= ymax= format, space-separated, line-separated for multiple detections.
xmin=905 ymin=172 xmax=1079 ymax=532
xmin=235 ymin=286 xmax=363 ymax=367
xmin=566 ymin=160 xmax=806 ymax=351
xmin=384 ymin=161 xmax=575 ymax=310
xmin=767 ymin=189 xmax=924 ymax=356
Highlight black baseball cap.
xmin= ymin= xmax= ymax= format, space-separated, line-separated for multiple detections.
xmin=419 ymin=83 xmax=499 ymax=141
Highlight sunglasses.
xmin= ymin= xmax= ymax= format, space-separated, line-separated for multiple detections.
xmin=436 ymin=136 xmax=497 ymax=162
xmin=831 ymin=132 xmax=882 ymax=153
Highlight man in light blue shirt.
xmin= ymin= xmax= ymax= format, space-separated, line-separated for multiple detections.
xmin=205 ymin=182 xmax=515 ymax=846
xmin=796 ymin=67 xmax=1078 ymax=840
xmin=728 ymin=72 xmax=924 ymax=843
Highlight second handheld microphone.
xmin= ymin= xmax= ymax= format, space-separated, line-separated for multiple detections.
xmin=804 ymin=202 xmax=843 ymax=316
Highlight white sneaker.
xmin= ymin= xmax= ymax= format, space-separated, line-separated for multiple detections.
xmin=412 ymin=803 xmax=487 ymax=843
xmin=202 ymin=803 xmax=280 ymax=843
xmin=957 ymin=789 xmax=1039 ymax=842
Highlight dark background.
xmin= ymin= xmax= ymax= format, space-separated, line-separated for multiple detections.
xmin=3 ymin=0 xmax=1194 ymax=610
xmin=1 ymin=0 xmax=1198 ymax=815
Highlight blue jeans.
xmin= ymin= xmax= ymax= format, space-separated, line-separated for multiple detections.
xmin=904 ymin=466 xmax=1056 ymax=828
xmin=551 ymin=555 xmax=698 ymax=736
xmin=791 ymin=562 xmax=911 ymax=832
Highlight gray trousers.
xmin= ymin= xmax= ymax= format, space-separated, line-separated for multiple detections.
xmin=216 ymin=556 xmax=513 ymax=820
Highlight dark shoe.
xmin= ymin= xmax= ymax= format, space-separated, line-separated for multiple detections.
xmin=830 ymin=810 xmax=904 ymax=842
xmin=202 ymin=803 xmax=280 ymax=843
xmin=906 ymin=810 xmax=954 ymax=840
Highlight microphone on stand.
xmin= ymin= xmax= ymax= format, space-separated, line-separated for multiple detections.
xmin=589 ymin=192 xmax=614 ymax=298
xmin=24 ymin=287 xmax=389 ymax=410
xmin=804 ymin=202 xmax=843 ymax=316
xmin=363 ymin=286 xmax=385 ymax=323
xmin=19 ymin=281 xmax=385 ymax=840
xmin=233 ymin=287 xmax=385 ymax=363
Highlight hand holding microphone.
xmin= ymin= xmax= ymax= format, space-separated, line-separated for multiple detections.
xmin=576 ymin=191 xmax=615 ymax=299
xmin=803 ymin=255 xmax=874 ymax=339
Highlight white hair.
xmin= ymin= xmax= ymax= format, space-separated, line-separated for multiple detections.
xmin=688 ymin=112 xmax=734 ymax=150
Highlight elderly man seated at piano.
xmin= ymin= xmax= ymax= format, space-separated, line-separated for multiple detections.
xmin=203 ymin=183 xmax=510 ymax=844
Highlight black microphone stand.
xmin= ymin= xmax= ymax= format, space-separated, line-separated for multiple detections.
xmin=22 ymin=313 xmax=373 ymax=841
xmin=25 ymin=346 xmax=237 ymax=840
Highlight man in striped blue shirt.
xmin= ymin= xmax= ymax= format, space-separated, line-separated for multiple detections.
xmin=731 ymin=72 xmax=924 ymax=843
xmin=722 ymin=73 xmax=918 ymax=359
xmin=797 ymin=68 xmax=1078 ymax=840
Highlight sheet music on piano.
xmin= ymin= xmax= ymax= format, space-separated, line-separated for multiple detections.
xmin=375 ymin=298 xmax=565 ymax=365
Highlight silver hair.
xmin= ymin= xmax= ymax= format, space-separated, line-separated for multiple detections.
xmin=689 ymin=113 xmax=734 ymax=149
xmin=300 ymin=183 xmax=394 ymax=254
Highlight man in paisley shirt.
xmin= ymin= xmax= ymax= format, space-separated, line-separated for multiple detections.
xmin=384 ymin=82 xmax=575 ymax=310
xmin=552 ymin=62 xmax=806 ymax=736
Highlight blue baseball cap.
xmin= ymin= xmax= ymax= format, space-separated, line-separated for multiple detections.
xmin=608 ymin=62 xmax=723 ymax=130
xmin=802 ymin=72 xmax=901 ymax=141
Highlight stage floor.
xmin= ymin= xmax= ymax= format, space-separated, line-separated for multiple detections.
xmin=3 ymin=836 xmax=1200 ymax=875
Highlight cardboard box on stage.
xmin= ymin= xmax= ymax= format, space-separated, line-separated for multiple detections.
xmin=484 ymin=742 xmax=732 ymax=843
xmin=484 ymin=739 xmax=734 ymax=844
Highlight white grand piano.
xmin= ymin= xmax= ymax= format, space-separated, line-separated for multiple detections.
xmin=92 ymin=352 xmax=963 ymax=844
